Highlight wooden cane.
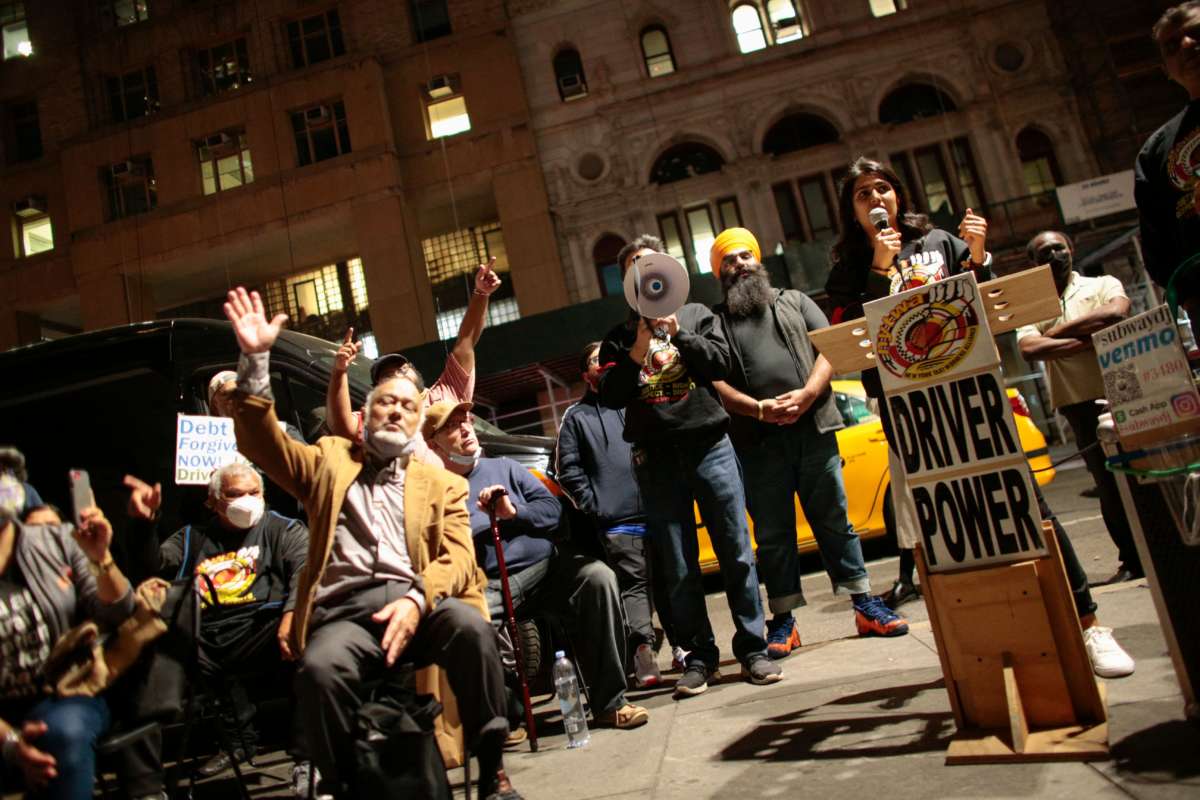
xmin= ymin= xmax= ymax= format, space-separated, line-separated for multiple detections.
xmin=488 ymin=492 xmax=538 ymax=752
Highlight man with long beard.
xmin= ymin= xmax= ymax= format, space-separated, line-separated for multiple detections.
xmin=709 ymin=228 xmax=908 ymax=660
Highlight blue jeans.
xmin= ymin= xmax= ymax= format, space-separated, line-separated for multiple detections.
xmin=739 ymin=416 xmax=870 ymax=614
xmin=1 ymin=696 xmax=111 ymax=800
xmin=634 ymin=433 xmax=767 ymax=667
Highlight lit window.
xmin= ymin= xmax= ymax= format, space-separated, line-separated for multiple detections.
xmin=685 ymin=206 xmax=716 ymax=274
xmin=428 ymin=95 xmax=470 ymax=139
xmin=869 ymin=0 xmax=906 ymax=17
xmin=291 ymin=101 xmax=351 ymax=166
xmin=3 ymin=99 xmax=42 ymax=164
xmin=101 ymin=0 xmax=149 ymax=29
xmin=195 ymin=38 xmax=251 ymax=97
xmin=18 ymin=213 xmax=52 ymax=256
xmin=732 ymin=5 xmax=767 ymax=53
xmin=767 ymin=0 xmax=803 ymax=43
xmin=198 ymin=132 xmax=253 ymax=195
xmin=641 ymin=26 xmax=675 ymax=77
xmin=286 ymin=9 xmax=345 ymax=69
xmin=1017 ymin=127 xmax=1062 ymax=195
xmin=656 ymin=212 xmax=688 ymax=266
xmin=106 ymin=66 xmax=159 ymax=122
xmin=2 ymin=2 xmax=32 ymax=59
xmin=103 ymin=157 xmax=157 ymax=221
xmin=422 ymin=223 xmax=519 ymax=339
xmin=259 ymin=258 xmax=373 ymax=342
xmin=348 ymin=257 xmax=370 ymax=311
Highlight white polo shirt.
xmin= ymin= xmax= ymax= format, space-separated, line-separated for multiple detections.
xmin=1016 ymin=271 xmax=1127 ymax=409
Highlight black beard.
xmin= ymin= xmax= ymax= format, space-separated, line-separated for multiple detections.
xmin=723 ymin=269 xmax=773 ymax=317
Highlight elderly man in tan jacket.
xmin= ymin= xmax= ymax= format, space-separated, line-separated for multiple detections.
xmin=222 ymin=288 xmax=519 ymax=800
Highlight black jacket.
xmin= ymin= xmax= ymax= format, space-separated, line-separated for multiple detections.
xmin=597 ymin=303 xmax=731 ymax=444
xmin=555 ymin=391 xmax=643 ymax=529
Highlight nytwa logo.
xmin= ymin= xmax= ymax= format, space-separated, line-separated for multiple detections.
xmin=876 ymin=280 xmax=980 ymax=381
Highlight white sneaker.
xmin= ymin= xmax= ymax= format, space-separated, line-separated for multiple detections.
xmin=633 ymin=643 xmax=662 ymax=688
xmin=292 ymin=762 xmax=333 ymax=800
xmin=1083 ymin=625 xmax=1135 ymax=678
xmin=670 ymin=646 xmax=689 ymax=672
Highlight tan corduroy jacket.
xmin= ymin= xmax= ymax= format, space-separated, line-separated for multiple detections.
xmin=229 ymin=392 xmax=489 ymax=764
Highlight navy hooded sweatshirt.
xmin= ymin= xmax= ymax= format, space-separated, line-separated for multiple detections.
xmin=555 ymin=391 xmax=643 ymax=530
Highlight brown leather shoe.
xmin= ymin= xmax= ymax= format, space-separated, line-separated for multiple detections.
xmin=594 ymin=702 xmax=649 ymax=729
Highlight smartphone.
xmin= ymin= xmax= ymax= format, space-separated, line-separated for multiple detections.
xmin=68 ymin=469 xmax=92 ymax=526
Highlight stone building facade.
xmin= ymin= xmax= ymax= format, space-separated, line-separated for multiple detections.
xmin=507 ymin=0 xmax=1122 ymax=304
xmin=0 ymin=0 xmax=566 ymax=352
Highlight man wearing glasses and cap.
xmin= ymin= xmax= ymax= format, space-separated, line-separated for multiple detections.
xmin=324 ymin=258 xmax=503 ymax=466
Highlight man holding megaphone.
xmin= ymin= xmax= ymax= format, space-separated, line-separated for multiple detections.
xmin=597 ymin=235 xmax=780 ymax=699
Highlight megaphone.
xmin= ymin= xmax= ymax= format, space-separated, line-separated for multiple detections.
xmin=623 ymin=252 xmax=690 ymax=320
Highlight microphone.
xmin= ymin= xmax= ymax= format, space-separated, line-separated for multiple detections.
xmin=869 ymin=207 xmax=889 ymax=232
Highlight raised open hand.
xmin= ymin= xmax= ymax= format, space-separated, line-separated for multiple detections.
xmin=223 ymin=287 xmax=287 ymax=354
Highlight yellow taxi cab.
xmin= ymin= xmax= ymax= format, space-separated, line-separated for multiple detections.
xmin=696 ymin=380 xmax=1056 ymax=573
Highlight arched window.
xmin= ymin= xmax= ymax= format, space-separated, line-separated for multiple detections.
xmin=553 ymin=48 xmax=588 ymax=102
xmin=649 ymin=142 xmax=726 ymax=185
xmin=732 ymin=4 xmax=768 ymax=53
xmin=766 ymin=0 xmax=803 ymax=43
xmin=1016 ymin=127 xmax=1062 ymax=195
xmin=641 ymin=26 xmax=675 ymax=77
xmin=762 ymin=112 xmax=839 ymax=156
xmin=878 ymin=82 xmax=958 ymax=125
xmin=593 ymin=234 xmax=626 ymax=296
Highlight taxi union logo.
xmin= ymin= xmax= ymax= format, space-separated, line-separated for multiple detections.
xmin=876 ymin=280 xmax=979 ymax=381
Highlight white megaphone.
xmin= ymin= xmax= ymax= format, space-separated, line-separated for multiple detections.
xmin=623 ymin=253 xmax=690 ymax=328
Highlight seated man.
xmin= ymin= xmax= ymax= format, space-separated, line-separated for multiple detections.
xmin=222 ymin=288 xmax=517 ymax=800
xmin=423 ymin=400 xmax=648 ymax=730
xmin=124 ymin=464 xmax=309 ymax=780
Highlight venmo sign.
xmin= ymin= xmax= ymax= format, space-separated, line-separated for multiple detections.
xmin=864 ymin=273 xmax=1047 ymax=572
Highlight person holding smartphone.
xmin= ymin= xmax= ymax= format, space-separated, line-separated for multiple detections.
xmin=0 ymin=457 xmax=136 ymax=799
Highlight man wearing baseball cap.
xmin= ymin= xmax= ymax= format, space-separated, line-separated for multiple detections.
xmin=708 ymin=227 xmax=908 ymax=662
xmin=323 ymin=258 xmax=503 ymax=466
xmin=423 ymin=400 xmax=648 ymax=731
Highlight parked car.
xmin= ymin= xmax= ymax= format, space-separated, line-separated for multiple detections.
xmin=693 ymin=379 xmax=1057 ymax=573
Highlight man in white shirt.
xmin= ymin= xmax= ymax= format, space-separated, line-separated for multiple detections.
xmin=1017 ymin=231 xmax=1140 ymax=583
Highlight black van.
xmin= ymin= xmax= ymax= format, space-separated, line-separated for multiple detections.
xmin=0 ymin=319 xmax=555 ymax=552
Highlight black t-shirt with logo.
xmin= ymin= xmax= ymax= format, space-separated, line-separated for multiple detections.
xmin=1135 ymin=100 xmax=1200 ymax=288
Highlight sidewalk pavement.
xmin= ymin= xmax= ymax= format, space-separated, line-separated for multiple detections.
xmin=490 ymin=578 xmax=1198 ymax=800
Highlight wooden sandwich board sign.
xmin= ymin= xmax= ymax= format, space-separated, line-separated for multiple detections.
xmin=841 ymin=269 xmax=1108 ymax=763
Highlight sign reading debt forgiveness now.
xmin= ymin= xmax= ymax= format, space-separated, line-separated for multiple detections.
xmin=175 ymin=414 xmax=251 ymax=485
xmin=864 ymin=272 xmax=1046 ymax=572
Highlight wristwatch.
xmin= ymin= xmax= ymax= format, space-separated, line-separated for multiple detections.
xmin=87 ymin=553 xmax=116 ymax=578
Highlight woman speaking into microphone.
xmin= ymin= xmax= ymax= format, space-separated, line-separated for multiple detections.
xmin=823 ymin=156 xmax=991 ymax=608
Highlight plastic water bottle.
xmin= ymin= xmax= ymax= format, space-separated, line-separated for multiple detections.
xmin=553 ymin=650 xmax=590 ymax=748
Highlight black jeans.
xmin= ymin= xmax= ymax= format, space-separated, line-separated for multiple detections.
xmin=296 ymin=585 xmax=508 ymax=791
xmin=1059 ymin=400 xmax=1143 ymax=573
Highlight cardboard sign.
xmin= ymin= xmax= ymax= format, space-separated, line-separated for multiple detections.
xmin=174 ymin=414 xmax=251 ymax=485
xmin=1092 ymin=304 xmax=1200 ymax=447
xmin=865 ymin=272 xmax=1046 ymax=572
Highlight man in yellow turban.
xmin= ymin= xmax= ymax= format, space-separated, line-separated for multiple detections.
xmin=709 ymin=227 xmax=909 ymax=661
xmin=709 ymin=227 xmax=761 ymax=279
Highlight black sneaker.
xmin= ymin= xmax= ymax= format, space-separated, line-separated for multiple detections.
xmin=673 ymin=662 xmax=719 ymax=698
xmin=741 ymin=654 xmax=783 ymax=685
xmin=195 ymin=747 xmax=249 ymax=778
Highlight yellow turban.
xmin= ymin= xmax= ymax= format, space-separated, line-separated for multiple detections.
xmin=710 ymin=227 xmax=761 ymax=278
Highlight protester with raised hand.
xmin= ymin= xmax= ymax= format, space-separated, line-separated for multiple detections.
xmin=221 ymin=287 xmax=519 ymax=800
xmin=0 ymin=454 xmax=136 ymax=799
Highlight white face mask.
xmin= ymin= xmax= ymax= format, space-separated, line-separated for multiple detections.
xmin=224 ymin=494 xmax=264 ymax=530
xmin=446 ymin=450 xmax=481 ymax=468
xmin=365 ymin=427 xmax=419 ymax=463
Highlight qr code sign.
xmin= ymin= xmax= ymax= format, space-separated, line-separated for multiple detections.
xmin=1103 ymin=366 xmax=1142 ymax=404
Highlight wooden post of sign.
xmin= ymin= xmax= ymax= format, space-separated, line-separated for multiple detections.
xmin=915 ymin=521 xmax=1109 ymax=763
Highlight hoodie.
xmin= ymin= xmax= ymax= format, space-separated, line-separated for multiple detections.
xmin=555 ymin=391 xmax=643 ymax=529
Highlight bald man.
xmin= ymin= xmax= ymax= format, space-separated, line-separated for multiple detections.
xmin=709 ymin=229 xmax=908 ymax=662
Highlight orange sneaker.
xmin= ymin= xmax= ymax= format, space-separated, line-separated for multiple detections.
xmin=854 ymin=596 xmax=909 ymax=637
xmin=765 ymin=615 xmax=802 ymax=659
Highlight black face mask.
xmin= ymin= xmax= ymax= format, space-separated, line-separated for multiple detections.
xmin=1046 ymin=248 xmax=1072 ymax=280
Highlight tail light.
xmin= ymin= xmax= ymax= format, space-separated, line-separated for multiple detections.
xmin=1009 ymin=392 xmax=1030 ymax=418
